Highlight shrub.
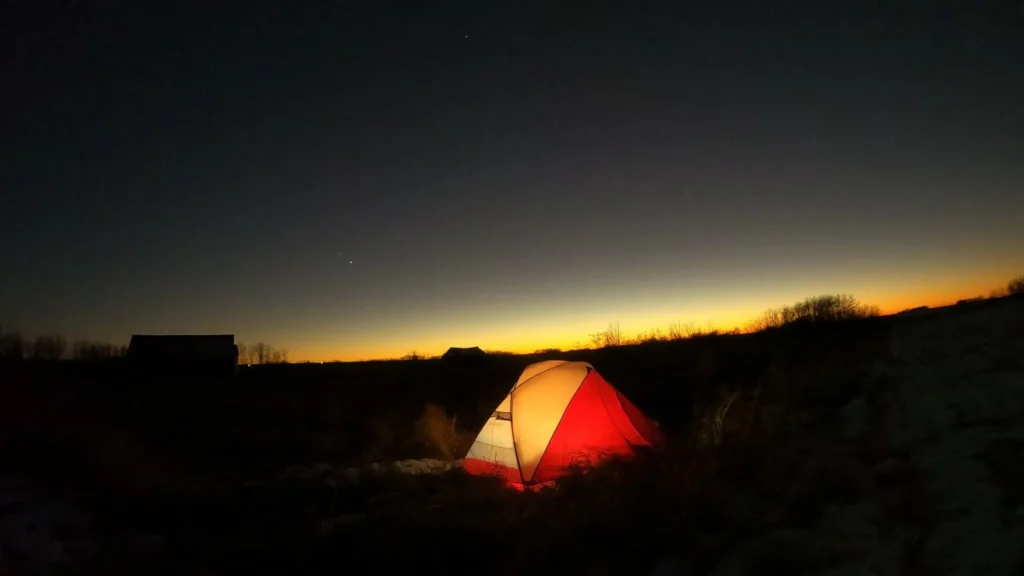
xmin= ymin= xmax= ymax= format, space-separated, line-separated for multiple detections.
xmin=1008 ymin=275 xmax=1024 ymax=297
xmin=746 ymin=294 xmax=880 ymax=332
xmin=589 ymin=322 xmax=623 ymax=348
xmin=413 ymin=403 xmax=465 ymax=460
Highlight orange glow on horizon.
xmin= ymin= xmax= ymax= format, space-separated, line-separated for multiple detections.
xmin=285 ymin=271 xmax=1018 ymax=363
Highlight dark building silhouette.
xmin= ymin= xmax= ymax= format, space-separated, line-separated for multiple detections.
xmin=127 ymin=334 xmax=239 ymax=379
xmin=442 ymin=346 xmax=487 ymax=361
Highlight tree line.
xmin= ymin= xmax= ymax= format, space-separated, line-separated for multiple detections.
xmin=584 ymin=293 xmax=883 ymax=350
xmin=0 ymin=332 xmax=289 ymax=365
xmin=744 ymin=293 xmax=882 ymax=332
xmin=237 ymin=342 xmax=288 ymax=365
xmin=0 ymin=333 xmax=127 ymax=362
xmin=582 ymin=274 xmax=1024 ymax=351
xmin=4 ymin=275 xmax=1021 ymax=362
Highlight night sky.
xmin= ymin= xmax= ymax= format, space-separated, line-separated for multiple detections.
xmin=5 ymin=1 xmax=1023 ymax=360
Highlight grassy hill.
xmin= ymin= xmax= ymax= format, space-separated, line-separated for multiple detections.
xmin=1 ymin=295 xmax=1022 ymax=574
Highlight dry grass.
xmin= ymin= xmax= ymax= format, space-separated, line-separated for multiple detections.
xmin=411 ymin=402 xmax=474 ymax=460
xmin=4 ymin=297 xmax=1023 ymax=574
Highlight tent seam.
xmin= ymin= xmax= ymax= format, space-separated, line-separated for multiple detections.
xmin=514 ymin=360 xmax=590 ymax=390
xmin=509 ymin=386 xmax=525 ymax=485
xmin=523 ymin=370 xmax=589 ymax=485
xmin=597 ymin=375 xmax=636 ymax=448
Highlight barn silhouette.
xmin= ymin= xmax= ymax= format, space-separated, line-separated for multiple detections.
xmin=127 ymin=334 xmax=239 ymax=379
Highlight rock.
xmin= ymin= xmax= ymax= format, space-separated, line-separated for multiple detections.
xmin=0 ymin=476 xmax=100 ymax=574
xmin=390 ymin=458 xmax=461 ymax=476
xmin=277 ymin=458 xmax=466 ymax=488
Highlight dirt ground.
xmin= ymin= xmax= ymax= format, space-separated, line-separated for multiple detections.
xmin=1 ymin=297 xmax=1022 ymax=575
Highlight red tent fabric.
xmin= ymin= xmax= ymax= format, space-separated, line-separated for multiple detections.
xmin=463 ymin=360 xmax=663 ymax=489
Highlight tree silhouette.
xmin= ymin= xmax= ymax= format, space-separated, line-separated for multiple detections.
xmin=1008 ymin=275 xmax=1024 ymax=297
xmin=0 ymin=332 xmax=26 ymax=362
xmin=72 ymin=340 xmax=126 ymax=360
xmin=31 ymin=334 xmax=67 ymax=360
xmin=747 ymin=294 xmax=880 ymax=332
xmin=238 ymin=342 xmax=288 ymax=364
xmin=589 ymin=322 xmax=623 ymax=348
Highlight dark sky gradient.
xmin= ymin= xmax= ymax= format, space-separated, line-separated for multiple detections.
xmin=4 ymin=1 xmax=1023 ymax=359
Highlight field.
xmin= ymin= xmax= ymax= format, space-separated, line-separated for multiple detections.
xmin=2 ymin=297 xmax=1023 ymax=575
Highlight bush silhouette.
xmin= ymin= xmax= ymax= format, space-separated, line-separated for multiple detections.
xmin=1008 ymin=275 xmax=1024 ymax=297
xmin=747 ymin=294 xmax=880 ymax=332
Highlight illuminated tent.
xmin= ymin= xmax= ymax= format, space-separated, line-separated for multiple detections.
xmin=463 ymin=360 xmax=663 ymax=488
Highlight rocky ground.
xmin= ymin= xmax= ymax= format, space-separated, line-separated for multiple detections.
xmin=1 ymin=475 xmax=166 ymax=575
xmin=707 ymin=299 xmax=1024 ymax=575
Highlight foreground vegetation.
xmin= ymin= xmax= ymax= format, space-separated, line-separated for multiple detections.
xmin=0 ymin=322 xmax=885 ymax=573
xmin=1 ymin=280 xmax=1022 ymax=574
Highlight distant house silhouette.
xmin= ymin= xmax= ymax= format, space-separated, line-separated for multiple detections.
xmin=442 ymin=346 xmax=487 ymax=361
xmin=128 ymin=334 xmax=239 ymax=379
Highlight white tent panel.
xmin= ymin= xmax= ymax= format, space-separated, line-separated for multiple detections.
xmin=465 ymin=416 xmax=518 ymax=471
